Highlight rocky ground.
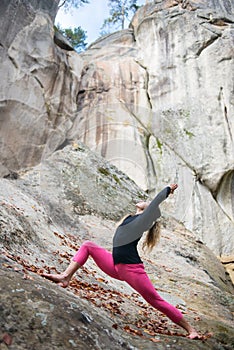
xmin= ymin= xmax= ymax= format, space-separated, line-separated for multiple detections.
xmin=0 ymin=145 xmax=233 ymax=350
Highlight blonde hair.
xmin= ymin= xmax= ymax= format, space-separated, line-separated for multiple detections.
xmin=142 ymin=220 xmax=161 ymax=252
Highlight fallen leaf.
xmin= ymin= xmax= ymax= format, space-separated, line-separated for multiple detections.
xmin=3 ymin=263 xmax=12 ymax=268
xmin=96 ymin=277 xmax=107 ymax=283
xmin=23 ymin=273 xmax=34 ymax=280
xmin=201 ymin=332 xmax=213 ymax=341
xmin=150 ymin=337 xmax=161 ymax=343
xmin=2 ymin=333 xmax=13 ymax=346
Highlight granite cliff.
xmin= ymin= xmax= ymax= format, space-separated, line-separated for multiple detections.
xmin=0 ymin=1 xmax=234 ymax=349
xmin=0 ymin=0 xmax=233 ymax=257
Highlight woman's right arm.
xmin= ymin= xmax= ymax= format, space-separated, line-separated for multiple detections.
xmin=113 ymin=185 xmax=178 ymax=247
xmin=132 ymin=184 xmax=178 ymax=233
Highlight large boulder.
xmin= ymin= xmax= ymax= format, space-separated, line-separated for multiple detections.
xmin=0 ymin=145 xmax=233 ymax=349
xmin=0 ymin=0 xmax=233 ymax=267
xmin=0 ymin=0 xmax=81 ymax=177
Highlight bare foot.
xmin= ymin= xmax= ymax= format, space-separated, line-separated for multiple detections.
xmin=186 ymin=330 xmax=201 ymax=339
xmin=41 ymin=272 xmax=70 ymax=288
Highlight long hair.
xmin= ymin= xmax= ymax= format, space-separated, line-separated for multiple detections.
xmin=142 ymin=220 xmax=161 ymax=252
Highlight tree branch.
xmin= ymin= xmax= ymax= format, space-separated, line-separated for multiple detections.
xmin=58 ymin=0 xmax=67 ymax=8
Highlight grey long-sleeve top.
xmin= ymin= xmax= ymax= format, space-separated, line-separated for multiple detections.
xmin=112 ymin=186 xmax=171 ymax=265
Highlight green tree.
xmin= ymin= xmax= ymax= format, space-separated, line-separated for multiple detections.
xmin=58 ymin=0 xmax=89 ymax=12
xmin=57 ymin=25 xmax=87 ymax=52
xmin=101 ymin=0 xmax=139 ymax=33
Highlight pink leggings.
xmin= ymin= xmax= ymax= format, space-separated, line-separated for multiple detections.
xmin=73 ymin=241 xmax=183 ymax=324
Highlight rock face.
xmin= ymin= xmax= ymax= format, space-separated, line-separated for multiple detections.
xmin=69 ymin=0 xmax=234 ymax=257
xmin=0 ymin=0 xmax=59 ymax=48
xmin=0 ymin=0 xmax=81 ymax=176
xmin=0 ymin=145 xmax=234 ymax=349
xmin=0 ymin=2 xmax=234 ymax=348
xmin=0 ymin=0 xmax=233 ymax=256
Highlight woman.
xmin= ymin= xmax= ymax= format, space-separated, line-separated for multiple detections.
xmin=42 ymin=184 xmax=200 ymax=339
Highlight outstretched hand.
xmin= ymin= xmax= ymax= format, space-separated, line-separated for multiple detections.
xmin=169 ymin=183 xmax=178 ymax=194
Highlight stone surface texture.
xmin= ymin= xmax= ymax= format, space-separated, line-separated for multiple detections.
xmin=0 ymin=144 xmax=234 ymax=349
xmin=0 ymin=1 xmax=234 ymax=348
xmin=0 ymin=1 xmax=233 ymax=256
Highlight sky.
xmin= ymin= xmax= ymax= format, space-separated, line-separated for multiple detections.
xmin=56 ymin=0 xmax=146 ymax=46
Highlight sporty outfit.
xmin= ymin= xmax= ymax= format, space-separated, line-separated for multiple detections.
xmin=72 ymin=186 xmax=183 ymax=324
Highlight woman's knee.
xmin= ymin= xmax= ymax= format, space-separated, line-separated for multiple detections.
xmin=82 ymin=241 xmax=96 ymax=248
